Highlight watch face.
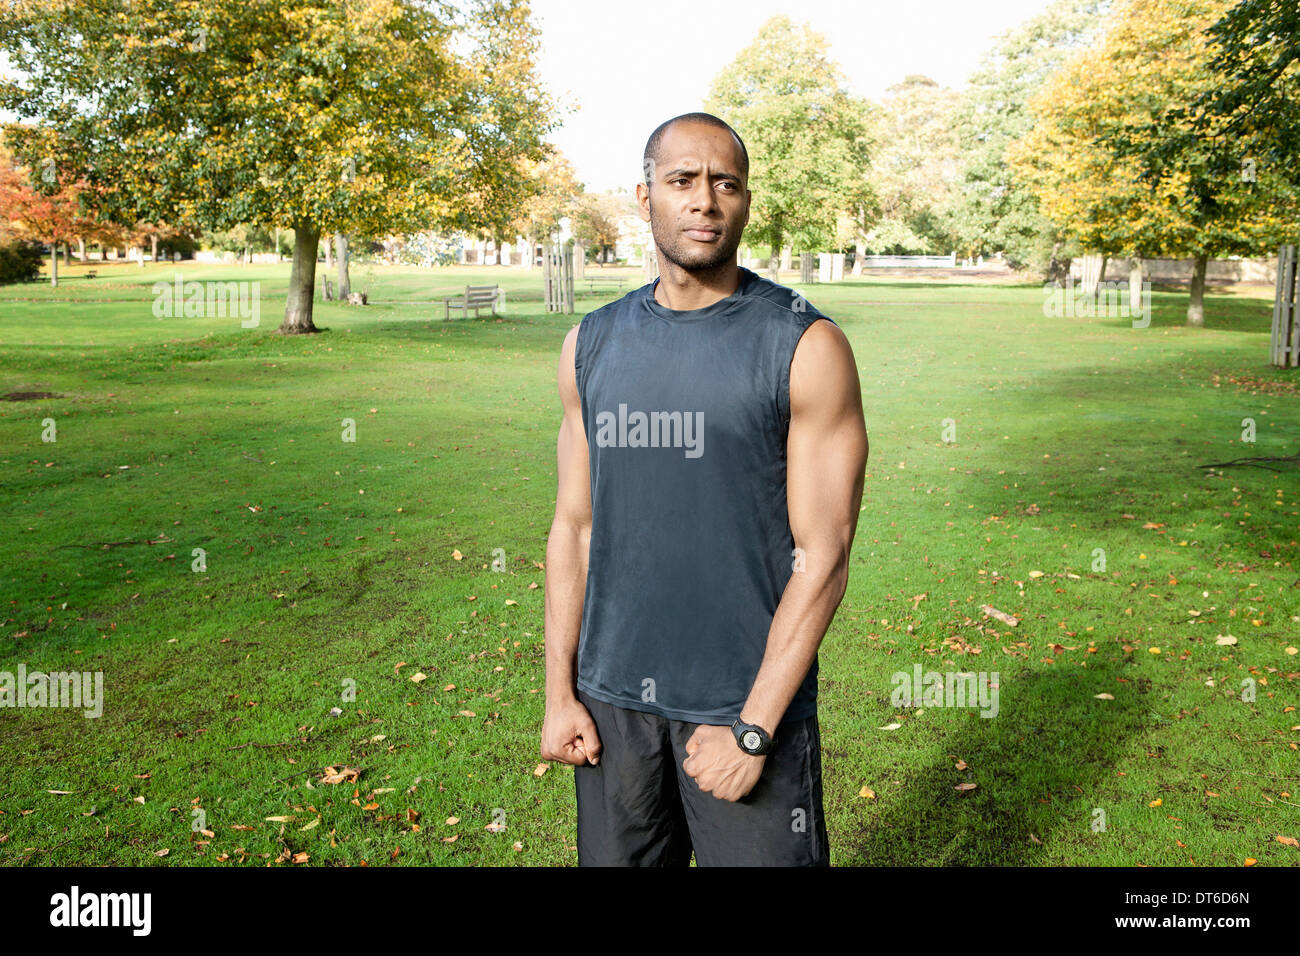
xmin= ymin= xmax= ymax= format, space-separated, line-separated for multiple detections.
xmin=743 ymin=730 xmax=761 ymax=751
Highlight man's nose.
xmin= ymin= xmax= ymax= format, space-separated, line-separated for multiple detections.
xmin=687 ymin=176 xmax=718 ymax=214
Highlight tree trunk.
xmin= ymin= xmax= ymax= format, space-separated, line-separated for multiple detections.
xmin=1128 ymin=258 xmax=1143 ymax=314
xmin=151 ymin=234 xmax=158 ymax=264
xmin=335 ymin=233 xmax=351 ymax=299
xmin=77 ymin=237 xmax=85 ymax=261
xmin=1046 ymin=241 xmax=1070 ymax=287
xmin=274 ymin=226 xmax=281 ymax=262
xmin=853 ymin=239 xmax=865 ymax=276
xmin=279 ymin=222 xmax=322 ymax=334
xmin=324 ymin=235 xmax=332 ymax=269
xmin=1186 ymin=252 xmax=1208 ymax=326
xmin=49 ymin=243 xmax=58 ymax=287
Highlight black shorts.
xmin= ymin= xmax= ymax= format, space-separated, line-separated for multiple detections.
xmin=573 ymin=688 xmax=830 ymax=866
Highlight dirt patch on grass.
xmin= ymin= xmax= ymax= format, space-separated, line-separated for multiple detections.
xmin=1 ymin=391 xmax=60 ymax=401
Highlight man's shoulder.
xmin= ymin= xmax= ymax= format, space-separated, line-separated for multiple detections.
xmin=579 ymin=282 xmax=652 ymax=327
xmin=739 ymin=267 xmax=833 ymax=326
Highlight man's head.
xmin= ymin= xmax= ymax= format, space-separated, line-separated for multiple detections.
xmin=637 ymin=112 xmax=750 ymax=274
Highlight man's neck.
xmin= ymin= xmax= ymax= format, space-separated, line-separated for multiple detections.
xmin=653 ymin=258 xmax=742 ymax=311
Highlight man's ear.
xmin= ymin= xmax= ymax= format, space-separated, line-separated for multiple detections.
xmin=636 ymin=182 xmax=652 ymax=223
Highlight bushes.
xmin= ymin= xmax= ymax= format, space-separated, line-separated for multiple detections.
xmin=0 ymin=240 xmax=45 ymax=285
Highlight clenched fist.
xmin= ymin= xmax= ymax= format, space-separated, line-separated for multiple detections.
xmin=541 ymin=696 xmax=602 ymax=766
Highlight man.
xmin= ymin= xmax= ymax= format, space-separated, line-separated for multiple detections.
xmin=541 ymin=111 xmax=868 ymax=866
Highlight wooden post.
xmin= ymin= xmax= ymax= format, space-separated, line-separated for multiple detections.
xmin=1271 ymin=244 xmax=1298 ymax=367
xmin=544 ymin=243 xmax=573 ymax=314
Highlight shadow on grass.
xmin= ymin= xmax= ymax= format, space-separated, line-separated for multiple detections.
xmin=845 ymin=653 xmax=1151 ymax=865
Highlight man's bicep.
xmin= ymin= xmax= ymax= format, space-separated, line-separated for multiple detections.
xmin=555 ymin=324 xmax=592 ymax=528
xmin=786 ymin=320 xmax=868 ymax=574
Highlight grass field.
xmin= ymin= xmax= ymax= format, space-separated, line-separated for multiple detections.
xmin=1 ymin=259 xmax=1297 ymax=866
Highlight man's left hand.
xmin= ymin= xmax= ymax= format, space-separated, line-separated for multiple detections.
xmin=682 ymin=724 xmax=766 ymax=802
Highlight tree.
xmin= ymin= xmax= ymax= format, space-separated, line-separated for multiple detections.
xmin=948 ymin=0 xmax=1113 ymax=274
xmin=507 ymin=152 xmax=582 ymax=253
xmin=0 ymin=143 xmax=88 ymax=286
xmin=570 ymin=192 xmax=622 ymax=264
xmin=704 ymin=16 xmax=873 ymax=277
xmin=0 ymin=0 xmax=558 ymax=332
xmin=1146 ymin=0 xmax=1300 ymax=195
xmin=1012 ymin=0 xmax=1299 ymax=323
xmin=865 ymin=75 xmax=962 ymax=257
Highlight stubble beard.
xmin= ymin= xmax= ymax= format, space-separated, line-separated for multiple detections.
xmin=648 ymin=198 xmax=744 ymax=274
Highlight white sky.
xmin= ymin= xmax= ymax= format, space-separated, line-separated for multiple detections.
xmin=532 ymin=0 xmax=1055 ymax=191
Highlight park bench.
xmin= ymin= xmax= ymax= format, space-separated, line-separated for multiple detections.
xmin=443 ymin=284 xmax=501 ymax=319
xmin=582 ymin=275 xmax=625 ymax=295
xmin=84 ymin=270 xmax=97 ymax=280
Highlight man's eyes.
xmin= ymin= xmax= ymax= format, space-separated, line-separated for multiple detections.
xmin=669 ymin=177 xmax=737 ymax=190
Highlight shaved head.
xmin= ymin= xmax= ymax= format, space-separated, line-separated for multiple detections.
xmin=643 ymin=112 xmax=748 ymax=187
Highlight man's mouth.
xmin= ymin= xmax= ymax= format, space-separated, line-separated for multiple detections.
xmin=683 ymin=225 xmax=721 ymax=242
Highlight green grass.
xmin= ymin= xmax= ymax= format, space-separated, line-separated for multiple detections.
xmin=1 ymin=260 xmax=1297 ymax=866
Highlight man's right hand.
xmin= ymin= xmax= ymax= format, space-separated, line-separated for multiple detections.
xmin=541 ymin=696 xmax=602 ymax=766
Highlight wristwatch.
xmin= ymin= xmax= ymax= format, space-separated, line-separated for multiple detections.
xmin=731 ymin=718 xmax=773 ymax=755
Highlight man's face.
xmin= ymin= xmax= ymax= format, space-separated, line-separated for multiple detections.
xmin=637 ymin=121 xmax=750 ymax=272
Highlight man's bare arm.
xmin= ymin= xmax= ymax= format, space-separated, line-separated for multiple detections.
xmin=540 ymin=324 xmax=602 ymax=765
xmin=739 ymin=318 xmax=868 ymax=734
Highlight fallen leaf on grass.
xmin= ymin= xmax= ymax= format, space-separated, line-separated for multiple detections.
xmin=1277 ymin=835 xmax=1299 ymax=848
xmin=954 ymin=783 xmax=977 ymax=792
xmin=981 ymin=605 xmax=1018 ymax=627
xmin=534 ymin=763 xmax=549 ymax=777
xmin=858 ymin=786 xmax=876 ymax=799
xmin=319 ymin=766 xmax=361 ymax=785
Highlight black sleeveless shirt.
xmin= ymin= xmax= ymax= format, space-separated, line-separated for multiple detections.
xmin=573 ymin=266 xmax=832 ymax=724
